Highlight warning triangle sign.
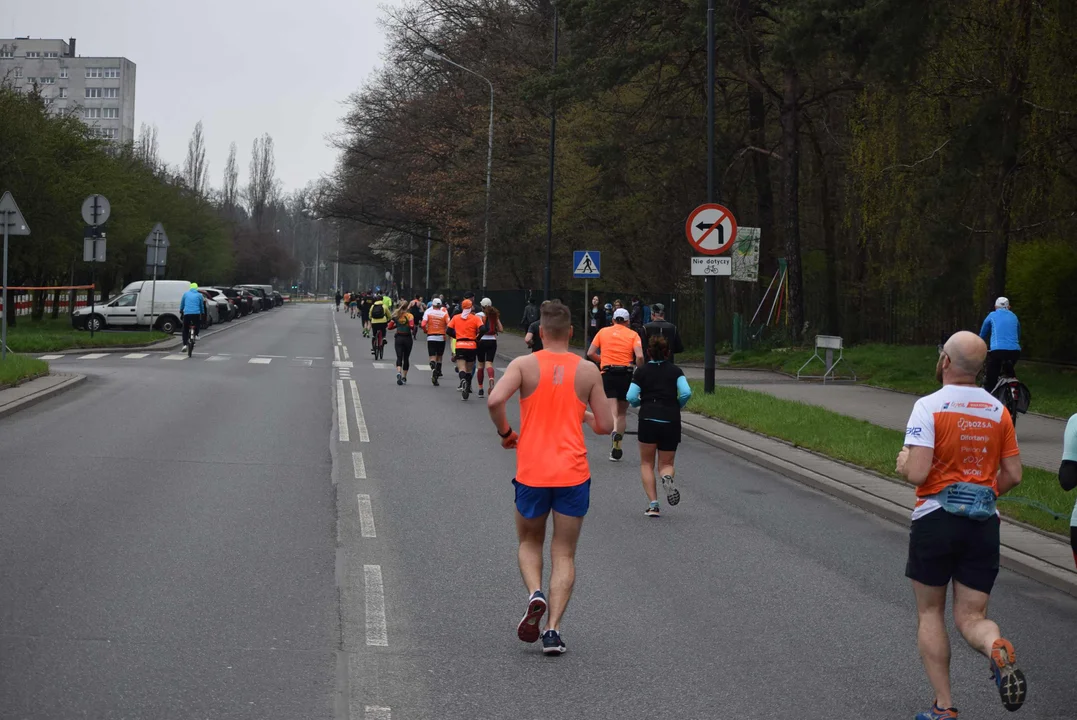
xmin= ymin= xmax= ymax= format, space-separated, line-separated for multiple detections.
xmin=574 ymin=252 xmax=598 ymax=276
xmin=0 ymin=191 xmax=30 ymax=236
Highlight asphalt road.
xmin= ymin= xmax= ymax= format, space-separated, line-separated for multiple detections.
xmin=3 ymin=304 xmax=1076 ymax=719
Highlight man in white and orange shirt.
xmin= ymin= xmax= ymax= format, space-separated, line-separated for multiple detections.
xmin=421 ymin=297 xmax=449 ymax=385
xmin=897 ymin=330 xmax=1026 ymax=720
xmin=446 ymin=298 xmax=485 ymax=398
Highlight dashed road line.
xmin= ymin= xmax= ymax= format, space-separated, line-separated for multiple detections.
xmin=296 ymin=356 xmax=324 ymax=360
xmin=337 ymin=379 xmax=350 ymax=442
xmin=291 ymin=359 xmax=313 ymax=367
xmin=248 ymin=357 xmax=272 ymax=364
xmin=352 ymin=451 xmax=366 ymax=479
xmin=334 ymin=346 xmax=341 ymax=362
xmin=39 ymin=354 xmax=65 ymax=360
xmin=349 ymin=380 xmax=369 ymax=442
xmin=365 ymin=707 xmax=391 ymax=720
xmin=78 ymin=353 xmax=107 ymax=360
xmin=163 ymin=354 xmax=187 ymax=361
xmin=357 ymin=494 xmax=376 ymax=538
xmin=364 ymin=565 xmax=388 ymax=646
xmin=207 ymin=355 xmax=228 ymax=362
xmin=123 ymin=353 xmax=149 ymax=359
xmin=343 ymin=346 xmax=350 ymax=360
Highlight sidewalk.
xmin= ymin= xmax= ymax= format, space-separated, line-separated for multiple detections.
xmin=0 ymin=373 xmax=86 ymax=419
xmin=493 ymin=332 xmax=1076 ymax=596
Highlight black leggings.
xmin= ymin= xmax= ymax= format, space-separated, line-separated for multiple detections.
xmin=394 ymin=334 xmax=413 ymax=371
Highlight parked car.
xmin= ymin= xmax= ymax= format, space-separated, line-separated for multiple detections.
xmin=218 ymin=287 xmax=250 ymax=316
xmin=202 ymin=287 xmax=236 ymax=321
xmin=73 ymin=279 xmax=191 ymax=333
xmin=271 ymin=290 xmax=284 ymax=307
xmin=237 ymin=288 xmax=260 ymax=313
xmin=239 ymin=285 xmax=273 ymax=311
xmin=197 ymin=290 xmax=220 ymax=327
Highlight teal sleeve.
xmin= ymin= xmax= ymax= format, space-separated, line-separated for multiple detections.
xmin=676 ymin=376 xmax=692 ymax=408
xmin=1064 ymin=414 xmax=1077 ymax=462
xmin=626 ymin=382 xmax=641 ymax=407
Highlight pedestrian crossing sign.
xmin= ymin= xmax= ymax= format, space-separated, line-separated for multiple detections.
xmin=572 ymin=251 xmax=601 ymax=279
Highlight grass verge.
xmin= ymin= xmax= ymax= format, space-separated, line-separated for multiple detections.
xmin=0 ymin=355 xmax=49 ymax=387
xmin=727 ymin=344 xmax=1077 ymax=419
xmin=686 ymin=382 xmax=1072 ymax=535
xmin=5 ymin=318 xmax=168 ymax=353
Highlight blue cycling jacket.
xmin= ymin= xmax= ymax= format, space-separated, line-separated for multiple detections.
xmin=180 ymin=289 xmax=205 ymax=316
xmin=979 ymin=309 xmax=1020 ymax=352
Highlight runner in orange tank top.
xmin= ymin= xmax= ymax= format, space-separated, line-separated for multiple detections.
xmin=487 ymin=301 xmax=613 ymax=656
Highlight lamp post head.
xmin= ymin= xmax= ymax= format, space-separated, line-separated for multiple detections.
xmin=423 ymin=48 xmax=443 ymax=61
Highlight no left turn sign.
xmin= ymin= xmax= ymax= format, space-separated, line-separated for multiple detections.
xmin=685 ymin=203 xmax=737 ymax=256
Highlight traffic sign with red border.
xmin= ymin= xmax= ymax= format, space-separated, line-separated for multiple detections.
xmin=685 ymin=203 xmax=737 ymax=256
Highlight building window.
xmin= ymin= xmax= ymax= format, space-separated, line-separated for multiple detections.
xmin=59 ymin=68 xmax=68 ymax=78
xmin=59 ymin=88 xmax=68 ymax=98
xmin=86 ymin=67 xmax=102 ymax=78
xmin=25 ymin=51 xmax=41 ymax=58
xmin=41 ymin=77 xmax=55 ymax=84
xmin=102 ymin=107 xmax=119 ymax=119
xmin=85 ymin=87 xmax=102 ymax=99
xmin=13 ymin=68 xmax=22 ymax=78
xmin=0 ymin=50 xmax=12 ymax=58
xmin=102 ymin=87 xmax=118 ymax=98
xmin=103 ymin=68 xmax=120 ymax=79
xmin=91 ymin=127 xmax=117 ymax=140
xmin=25 ymin=77 xmax=35 ymax=84
xmin=85 ymin=107 xmax=102 ymax=119
xmin=45 ymin=51 xmax=59 ymax=58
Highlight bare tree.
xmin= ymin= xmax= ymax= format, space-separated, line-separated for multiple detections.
xmin=221 ymin=141 xmax=239 ymax=212
xmin=182 ymin=120 xmax=210 ymax=198
xmin=135 ymin=123 xmax=160 ymax=173
xmin=246 ymin=133 xmax=278 ymax=231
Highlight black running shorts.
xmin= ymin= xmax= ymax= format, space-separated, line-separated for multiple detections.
xmin=905 ymin=510 xmax=1000 ymax=594
xmin=456 ymin=347 xmax=477 ymax=363
xmin=428 ymin=339 xmax=446 ymax=357
xmin=477 ymin=339 xmax=497 ymax=363
xmin=637 ymin=418 xmax=680 ymax=452
xmin=602 ymin=369 xmax=633 ymax=401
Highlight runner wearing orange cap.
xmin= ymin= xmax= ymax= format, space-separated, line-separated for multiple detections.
xmin=487 ymin=301 xmax=613 ymax=655
xmin=446 ymin=298 xmax=485 ymax=400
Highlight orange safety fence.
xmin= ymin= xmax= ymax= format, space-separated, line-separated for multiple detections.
xmin=4 ymin=285 xmax=96 ymax=290
xmin=1 ymin=287 xmax=92 ymax=316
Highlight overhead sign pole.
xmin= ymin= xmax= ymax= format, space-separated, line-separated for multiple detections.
xmin=0 ymin=191 xmax=31 ymax=361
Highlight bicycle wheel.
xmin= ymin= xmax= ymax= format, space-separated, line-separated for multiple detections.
xmin=187 ymin=334 xmax=194 ymax=358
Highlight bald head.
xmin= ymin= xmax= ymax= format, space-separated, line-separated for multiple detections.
xmin=943 ymin=331 xmax=987 ymax=380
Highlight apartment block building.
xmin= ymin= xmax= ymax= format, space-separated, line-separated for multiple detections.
xmin=0 ymin=37 xmax=136 ymax=144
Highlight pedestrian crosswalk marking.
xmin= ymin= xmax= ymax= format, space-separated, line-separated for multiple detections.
xmin=207 ymin=356 xmax=229 ymax=362
xmin=78 ymin=353 xmax=107 ymax=360
xmin=39 ymin=354 xmax=65 ymax=360
xmin=163 ymin=354 xmax=187 ymax=360
xmin=123 ymin=353 xmax=149 ymax=359
xmin=291 ymin=359 xmax=313 ymax=367
xmin=372 ymin=363 xmax=392 ymax=369
xmin=248 ymin=357 xmax=272 ymax=364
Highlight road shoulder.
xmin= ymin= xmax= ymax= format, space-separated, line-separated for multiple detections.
xmin=0 ymin=372 xmax=86 ymax=419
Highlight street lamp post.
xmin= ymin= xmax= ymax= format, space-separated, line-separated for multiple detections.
xmin=544 ymin=5 xmax=559 ymax=301
xmin=423 ymin=47 xmax=494 ymax=295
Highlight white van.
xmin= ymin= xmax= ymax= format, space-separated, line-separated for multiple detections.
xmin=73 ymin=280 xmax=191 ymax=334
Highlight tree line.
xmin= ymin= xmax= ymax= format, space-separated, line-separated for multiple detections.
xmin=0 ymin=83 xmax=324 ymax=324
xmin=321 ymin=0 xmax=1077 ymax=359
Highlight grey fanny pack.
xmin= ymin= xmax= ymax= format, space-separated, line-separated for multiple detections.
xmin=934 ymin=482 xmax=997 ymax=520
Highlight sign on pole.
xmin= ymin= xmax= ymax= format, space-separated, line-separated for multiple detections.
xmin=572 ymin=250 xmax=601 ymax=279
xmin=81 ymin=194 xmax=111 ymax=226
xmin=144 ymin=223 xmax=169 ymax=328
xmin=686 ymin=203 xmax=737 ymax=256
xmin=1 ymin=191 xmax=31 ymax=360
xmin=731 ymin=227 xmax=760 ymax=282
xmin=690 ymin=257 xmax=732 ymax=276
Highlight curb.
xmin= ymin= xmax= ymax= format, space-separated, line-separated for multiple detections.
xmin=0 ymin=373 xmax=86 ymax=420
xmin=678 ymin=413 xmax=1077 ymax=599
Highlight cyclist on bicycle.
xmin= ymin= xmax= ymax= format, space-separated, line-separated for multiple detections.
xmin=369 ymin=295 xmax=389 ymax=355
xmin=979 ymin=297 xmax=1021 ymax=393
xmin=180 ymin=282 xmax=206 ymax=351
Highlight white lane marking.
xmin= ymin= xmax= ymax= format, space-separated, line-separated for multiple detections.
xmin=365 ymin=707 xmax=391 ymax=720
xmin=207 ymin=355 xmax=229 ymax=362
xmin=334 ymin=346 xmax=341 ymax=362
xmin=39 ymin=354 xmax=65 ymax=360
xmin=337 ymin=379 xmax=350 ymax=443
xmin=372 ymin=362 xmax=392 ymax=369
xmin=333 ymin=360 xmax=353 ymax=368
xmin=295 ymin=356 xmax=324 ymax=360
xmin=123 ymin=353 xmax=149 ymax=359
xmin=78 ymin=353 xmax=107 ymax=360
xmin=291 ymin=359 xmax=313 ymax=367
xmin=352 ymin=451 xmax=366 ymax=479
xmin=163 ymin=354 xmax=188 ymax=360
xmin=248 ymin=357 xmax=272 ymax=364
xmin=357 ymin=494 xmax=376 ymax=538
xmin=349 ymin=380 xmax=369 ymax=442
xmin=342 ymin=346 xmax=350 ymax=360
xmin=364 ymin=565 xmax=389 ymax=646
xmin=257 ymin=354 xmax=287 ymax=358
xmin=410 ymin=365 xmax=431 ymax=372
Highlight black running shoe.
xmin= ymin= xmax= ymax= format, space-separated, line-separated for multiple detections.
xmin=396 ymin=373 xmax=403 ymax=386
xmin=517 ymin=590 xmax=547 ymax=643
xmin=610 ymin=432 xmax=624 ymax=461
xmin=478 ymin=387 xmax=485 ymax=398
xmin=542 ymin=629 xmax=566 ymax=655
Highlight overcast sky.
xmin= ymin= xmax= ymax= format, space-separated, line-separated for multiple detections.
xmin=7 ymin=0 xmax=400 ymax=193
